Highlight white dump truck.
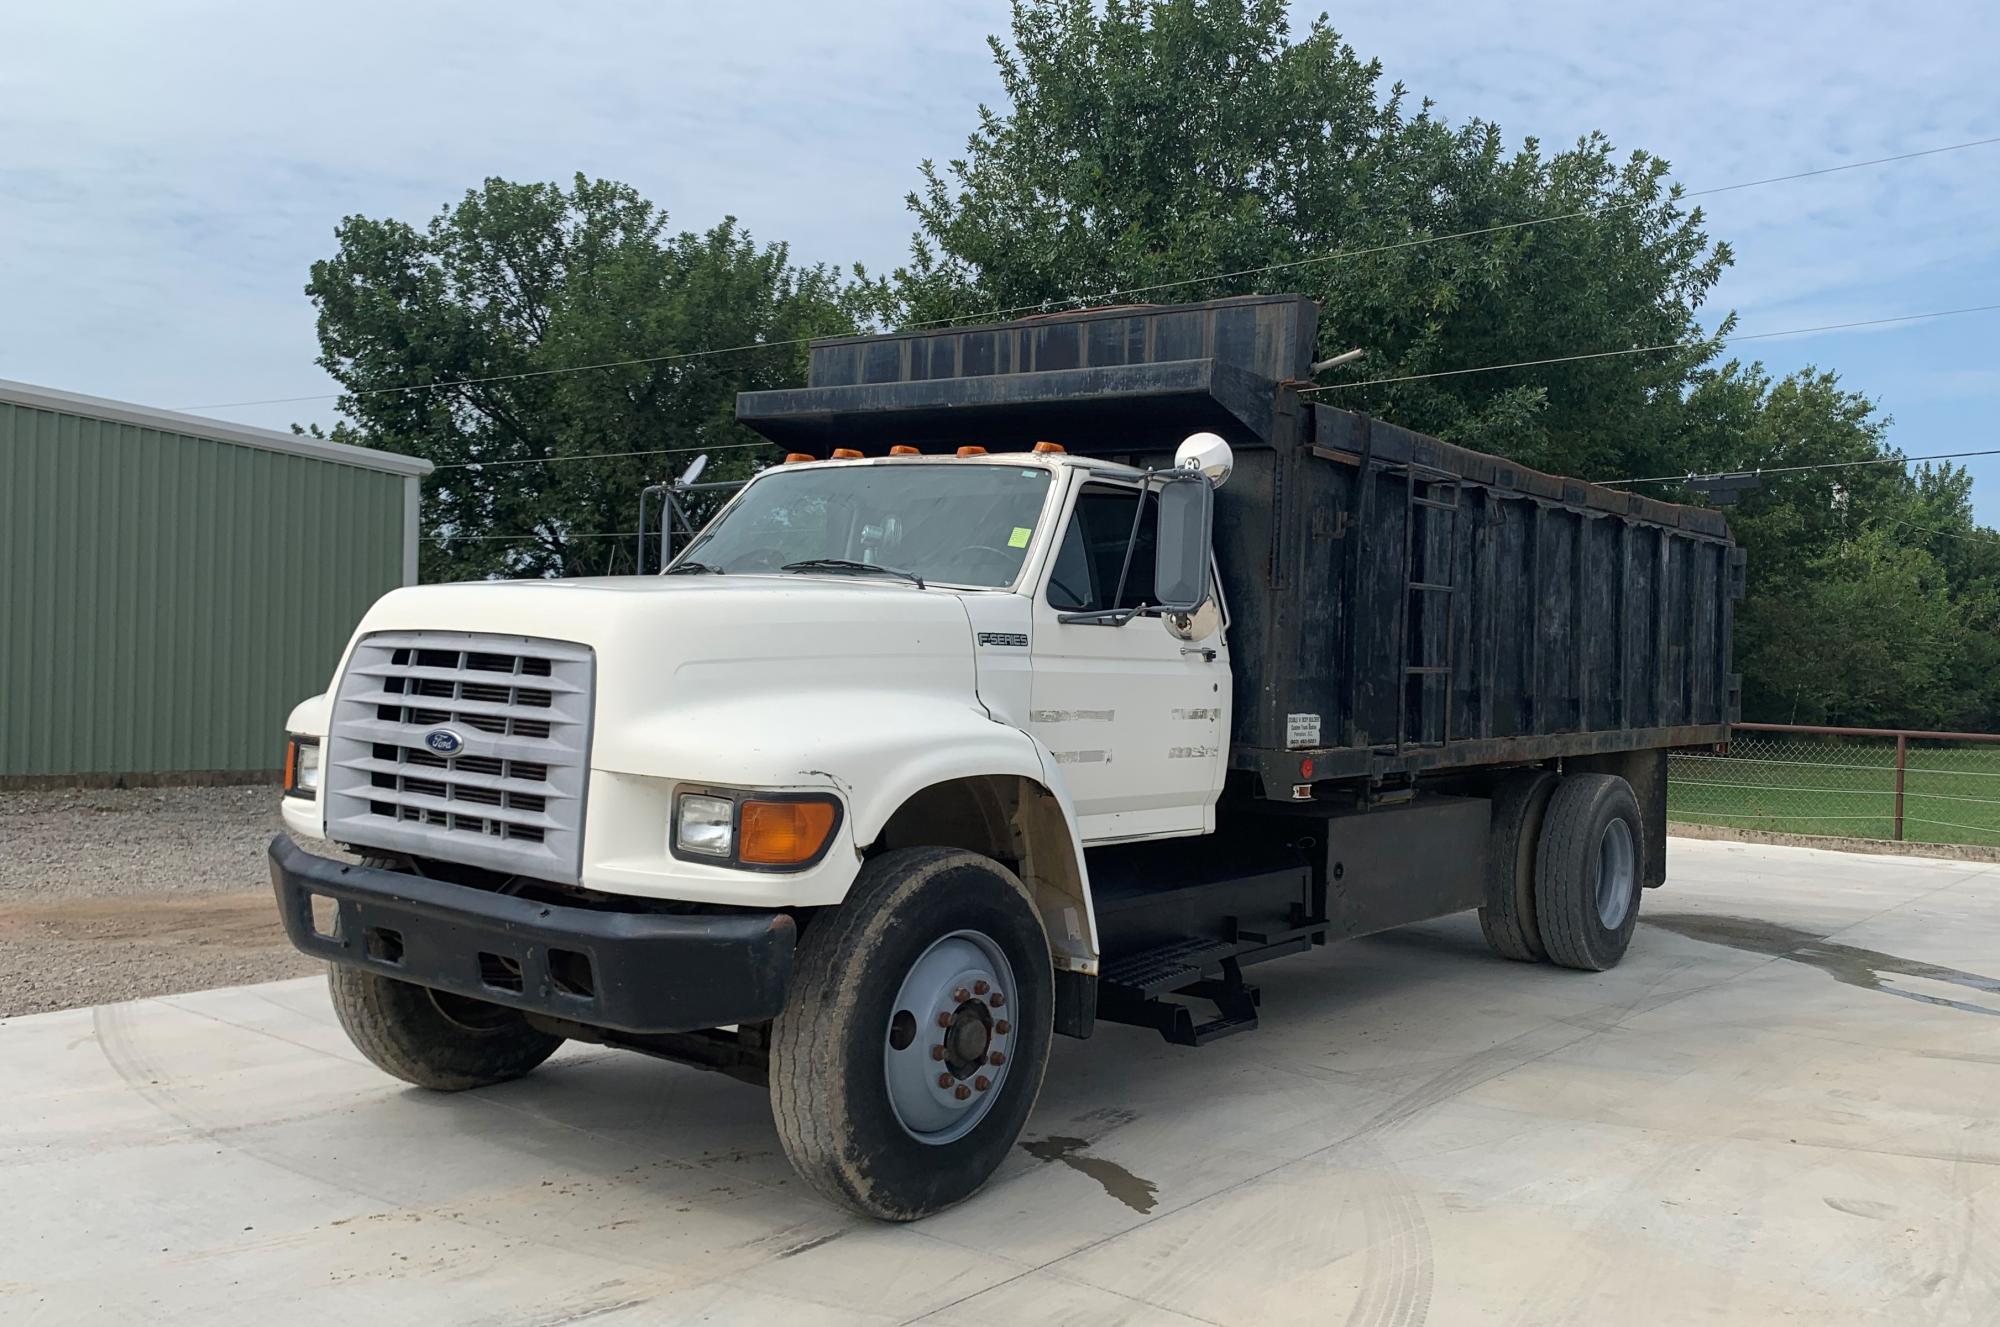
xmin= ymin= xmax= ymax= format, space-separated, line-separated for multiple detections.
xmin=271 ymin=295 xmax=1738 ymax=1219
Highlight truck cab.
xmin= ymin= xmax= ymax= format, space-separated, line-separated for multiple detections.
xmin=270 ymin=294 xmax=1735 ymax=1221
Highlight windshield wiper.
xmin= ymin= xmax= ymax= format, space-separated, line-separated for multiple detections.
xmin=664 ymin=559 xmax=723 ymax=575
xmin=781 ymin=558 xmax=925 ymax=589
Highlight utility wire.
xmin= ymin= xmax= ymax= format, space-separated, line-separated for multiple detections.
xmin=1302 ymin=302 xmax=2000 ymax=395
xmin=1601 ymin=446 xmax=2000 ymax=487
xmin=376 ymin=300 xmax=2000 ymax=477
xmin=1886 ymin=515 xmax=2000 ymax=544
xmin=178 ymin=133 xmax=2000 ymax=414
xmin=431 ymin=438 xmax=774 ymax=471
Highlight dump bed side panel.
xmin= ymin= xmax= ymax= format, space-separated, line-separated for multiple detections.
xmin=1223 ymin=407 xmax=1737 ymax=788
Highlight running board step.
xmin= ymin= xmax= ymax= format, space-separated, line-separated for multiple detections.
xmin=1096 ymin=938 xmax=1261 ymax=1047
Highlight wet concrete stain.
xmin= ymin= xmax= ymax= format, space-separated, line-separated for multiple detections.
xmin=1645 ymin=913 xmax=2000 ymax=1017
xmin=1020 ymin=1135 xmax=1160 ymax=1213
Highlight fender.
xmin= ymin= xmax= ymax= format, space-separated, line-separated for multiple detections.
xmin=605 ymin=691 xmax=1100 ymax=969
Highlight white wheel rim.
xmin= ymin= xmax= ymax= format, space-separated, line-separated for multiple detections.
xmin=883 ymin=930 xmax=1017 ymax=1145
xmin=1596 ymin=817 xmax=1636 ymax=929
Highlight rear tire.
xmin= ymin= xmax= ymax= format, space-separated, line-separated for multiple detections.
xmin=769 ymin=846 xmax=1054 ymax=1221
xmin=1478 ymin=768 xmax=1559 ymax=962
xmin=1533 ymin=773 xmax=1646 ymax=971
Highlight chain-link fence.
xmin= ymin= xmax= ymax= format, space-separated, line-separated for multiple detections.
xmin=1668 ymin=722 xmax=2000 ymax=847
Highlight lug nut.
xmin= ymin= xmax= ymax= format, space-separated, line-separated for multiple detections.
xmin=953 ymin=1084 xmax=971 ymax=1101
xmin=931 ymin=1045 xmax=947 ymax=1061
xmin=936 ymin=1011 xmax=953 ymax=1028
xmin=989 ymin=1051 xmax=1006 ymax=1066
xmin=974 ymin=1076 xmax=991 ymax=1092
xmin=953 ymin=987 xmax=971 ymax=1003
xmin=938 ymin=1073 xmax=954 ymax=1089
xmin=989 ymin=992 xmax=1005 ymax=1008
xmin=994 ymin=1020 xmax=1010 ymax=1035
xmin=973 ymin=980 xmax=989 ymax=995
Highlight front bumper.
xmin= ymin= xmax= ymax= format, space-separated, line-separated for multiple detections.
xmin=268 ymin=835 xmax=796 ymax=1034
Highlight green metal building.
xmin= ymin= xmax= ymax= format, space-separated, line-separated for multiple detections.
xmin=1 ymin=379 xmax=431 ymax=784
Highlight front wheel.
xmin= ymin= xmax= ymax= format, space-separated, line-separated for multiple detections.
xmin=328 ymin=966 xmax=564 ymax=1090
xmin=769 ymin=847 xmax=1054 ymax=1220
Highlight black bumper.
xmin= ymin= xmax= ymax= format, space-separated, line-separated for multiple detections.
xmin=268 ymin=835 xmax=796 ymax=1035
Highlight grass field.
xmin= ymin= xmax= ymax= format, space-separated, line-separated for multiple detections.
xmin=1668 ymin=739 xmax=2000 ymax=847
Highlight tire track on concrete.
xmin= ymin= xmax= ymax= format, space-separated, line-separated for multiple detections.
xmin=88 ymin=1000 xmax=848 ymax=1300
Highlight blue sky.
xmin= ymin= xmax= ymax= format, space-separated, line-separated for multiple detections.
xmin=3 ymin=1 xmax=1995 ymax=517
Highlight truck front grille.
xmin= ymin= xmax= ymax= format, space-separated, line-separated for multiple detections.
xmin=323 ymin=632 xmax=594 ymax=883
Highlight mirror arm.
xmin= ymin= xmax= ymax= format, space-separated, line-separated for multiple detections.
xmin=1106 ymin=477 xmax=1152 ymax=616
xmin=1057 ymin=604 xmax=1148 ymax=627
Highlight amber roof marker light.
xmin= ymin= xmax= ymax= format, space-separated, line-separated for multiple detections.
xmin=1032 ymin=441 xmax=1066 ymax=455
xmin=783 ymin=452 xmax=813 ymax=464
xmin=956 ymin=445 xmax=989 ymax=457
xmin=889 ymin=445 xmax=921 ymax=456
xmin=830 ymin=448 xmax=864 ymax=459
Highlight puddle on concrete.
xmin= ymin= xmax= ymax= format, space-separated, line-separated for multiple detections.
xmin=1020 ymin=1135 xmax=1160 ymax=1213
xmin=1645 ymin=913 xmax=2000 ymax=1017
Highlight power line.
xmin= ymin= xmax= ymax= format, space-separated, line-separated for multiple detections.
xmin=422 ymin=301 xmax=2000 ymax=479
xmin=1601 ymin=447 xmax=2000 ymax=488
xmin=1301 ymin=302 xmax=2000 ymax=395
xmin=177 ymin=132 xmax=2000 ymax=415
xmin=431 ymin=439 xmax=773 ymax=471
xmin=1887 ymin=515 xmax=2000 ymax=544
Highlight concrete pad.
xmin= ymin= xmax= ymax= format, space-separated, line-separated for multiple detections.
xmin=4 ymin=838 xmax=2000 ymax=1324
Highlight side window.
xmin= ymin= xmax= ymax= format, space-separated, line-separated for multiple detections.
xmin=1046 ymin=485 xmax=1157 ymax=612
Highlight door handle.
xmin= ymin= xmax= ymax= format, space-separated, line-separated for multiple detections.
xmin=1181 ymin=646 xmax=1218 ymax=662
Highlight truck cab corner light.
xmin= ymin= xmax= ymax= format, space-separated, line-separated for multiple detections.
xmin=739 ymin=798 xmax=839 ymax=867
xmin=831 ymin=448 xmax=864 ymax=459
xmin=1032 ymin=440 xmax=1065 ymax=454
xmin=956 ymin=445 xmax=988 ymax=457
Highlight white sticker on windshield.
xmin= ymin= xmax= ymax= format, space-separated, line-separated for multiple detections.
xmin=1286 ymin=713 xmax=1321 ymax=749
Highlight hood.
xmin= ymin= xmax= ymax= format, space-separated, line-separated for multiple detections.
xmin=342 ymin=574 xmax=982 ymax=772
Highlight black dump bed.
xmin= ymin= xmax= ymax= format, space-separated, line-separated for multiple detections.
xmin=738 ymin=294 xmax=1740 ymax=795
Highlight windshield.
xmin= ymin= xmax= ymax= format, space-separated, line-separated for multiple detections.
xmin=675 ymin=463 xmax=1054 ymax=587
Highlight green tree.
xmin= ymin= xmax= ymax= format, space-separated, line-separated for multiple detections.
xmin=307 ymin=175 xmax=876 ymax=580
xmin=895 ymin=0 xmax=1730 ymax=478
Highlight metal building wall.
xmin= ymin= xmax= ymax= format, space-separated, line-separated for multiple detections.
xmin=1 ymin=398 xmax=415 ymax=781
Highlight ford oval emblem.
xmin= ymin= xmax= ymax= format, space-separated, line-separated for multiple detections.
xmin=423 ymin=728 xmax=466 ymax=756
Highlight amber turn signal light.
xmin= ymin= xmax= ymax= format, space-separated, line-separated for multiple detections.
xmin=738 ymin=798 xmax=839 ymax=867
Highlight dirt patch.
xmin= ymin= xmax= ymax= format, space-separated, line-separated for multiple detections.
xmin=1668 ymin=820 xmax=2000 ymax=864
xmin=0 ymin=891 xmax=322 ymax=1019
xmin=0 ymin=785 xmax=342 ymax=1018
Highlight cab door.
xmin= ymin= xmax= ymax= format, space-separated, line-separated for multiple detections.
xmin=1027 ymin=477 xmax=1228 ymax=843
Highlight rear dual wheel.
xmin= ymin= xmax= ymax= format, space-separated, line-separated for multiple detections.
xmin=1481 ymin=770 xmax=1645 ymax=972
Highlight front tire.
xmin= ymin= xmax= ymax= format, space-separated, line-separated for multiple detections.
xmin=328 ymin=966 xmax=563 ymax=1091
xmin=769 ymin=847 xmax=1054 ymax=1220
xmin=1533 ymin=773 xmax=1646 ymax=971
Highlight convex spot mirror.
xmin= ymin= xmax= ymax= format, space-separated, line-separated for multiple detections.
xmin=1153 ymin=473 xmax=1214 ymax=614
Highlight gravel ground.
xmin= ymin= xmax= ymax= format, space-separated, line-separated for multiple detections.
xmin=0 ymin=785 xmax=346 ymax=1017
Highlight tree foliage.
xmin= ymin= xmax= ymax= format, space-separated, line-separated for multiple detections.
xmin=307 ymin=176 xmax=874 ymax=580
xmin=896 ymin=0 xmax=1729 ymax=479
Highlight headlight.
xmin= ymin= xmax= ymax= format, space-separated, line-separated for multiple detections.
xmin=674 ymin=793 xmax=735 ymax=857
xmin=670 ymin=789 xmax=841 ymax=869
xmin=284 ymin=736 xmax=321 ymax=799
